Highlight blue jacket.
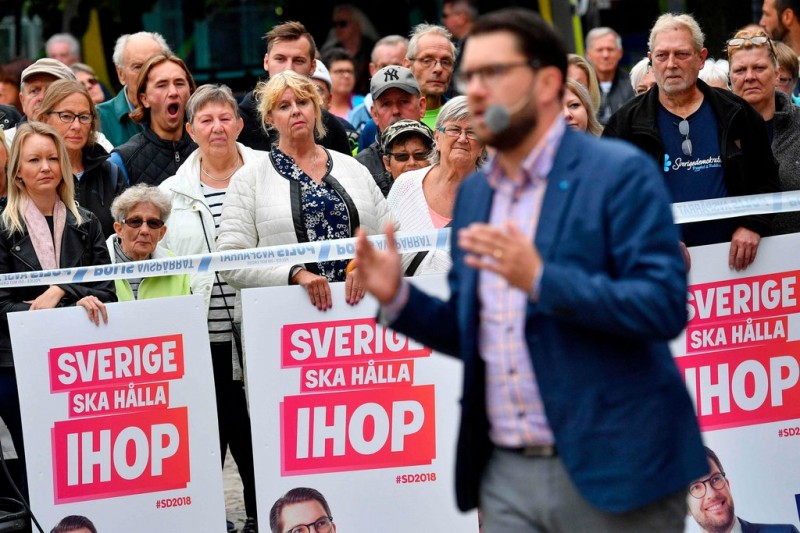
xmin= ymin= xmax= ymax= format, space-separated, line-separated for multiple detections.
xmin=390 ymin=128 xmax=706 ymax=513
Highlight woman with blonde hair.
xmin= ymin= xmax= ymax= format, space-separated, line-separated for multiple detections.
xmin=217 ymin=70 xmax=393 ymax=311
xmin=567 ymin=54 xmax=602 ymax=112
xmin=0 ymin=122 xmax=115 ymax=505
xmin=563 ymin=79 xmax=603 ymax=136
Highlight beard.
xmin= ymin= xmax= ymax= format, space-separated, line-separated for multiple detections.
xmin=771 ymin=20 xmax=788 ymax=41
xmin=481 ymin=103 xmax=539 ymax=151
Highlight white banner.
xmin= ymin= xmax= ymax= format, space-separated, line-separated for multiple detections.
xmin=9 ymin=295 xmax=226 ymax=532
xmin=241 ymin=276 xmax=479 ymax=532
xmin=673 ymin=234 xmax=800 ymax=531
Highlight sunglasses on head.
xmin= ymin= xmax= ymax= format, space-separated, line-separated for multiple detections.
xmin=122 ymin=217 xmax=165 ymax=229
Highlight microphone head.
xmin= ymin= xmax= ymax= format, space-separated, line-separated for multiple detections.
xmin=484 ymin=104 xmax=511 ymax=134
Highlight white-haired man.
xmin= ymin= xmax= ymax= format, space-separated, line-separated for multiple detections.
xmin=96 ymin=32 xmax=171 ymax=147
xmin=585 ymin=27 xmax=635 ymax=123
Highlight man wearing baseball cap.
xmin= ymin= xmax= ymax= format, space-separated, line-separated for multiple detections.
xmin=380 ymin=119 xmax=435 ymax=180
xmin=355 ymin=65 xmax=425 ymax=196
xmin=4 ymin=59 xmax=114 ymax=152
xmin=3 ymin=58 xmax=75 ymax=146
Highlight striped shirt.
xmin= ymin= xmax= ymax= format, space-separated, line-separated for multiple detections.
xmin=479 ymin=117 xmax=566 ymax=448
xmin=202 ymin=183 xmax=237 ymax=343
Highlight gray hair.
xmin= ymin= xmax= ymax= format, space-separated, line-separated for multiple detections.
xmin=429 ymin=95 xmax=486 ymax=166
xmin=372 ymin=35 xmax=409 ymax=62
xmin=700 ymin=58 xmax=730 ymax=87
xmin=111 ymin=184 xmax=172 ymax=222
xmin=112 ymin=32 xmax=171 ymax=67
xmin=586 ymin=27 xmax=622 ymax=50
xmin=46 ymin=33 xmax=81 ymax=58
xmin=629 ymin=57 xmax=651 ymax=91
xmin=649 ymin=13 xmax=705 ymax=52
xmin=407 ymin=24 xmax=455 ymax=60
xmin=186 ymin=84 xmax=239 ymax=123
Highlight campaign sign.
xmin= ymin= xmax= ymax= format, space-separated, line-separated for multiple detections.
xmin=10 ymin=295 xmax=226 ymax=531
xmin=674 ymin=234 xmax=800 ymax=532
xmin=242 ymin=276 xmax=479 ymax=532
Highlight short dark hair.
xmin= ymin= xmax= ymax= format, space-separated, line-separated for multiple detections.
xmin=51 ymin=515 xmax=97 ymax=533
xmin=704 ymin=446 xmax=724 ymax=473
xmin=322 ymin=47 xmax=354 ymax=67
xmin=777 ymin=0 xmax=800 ymax=16
xmin=263 ymin=21 xmax=317 ymax=59
xmin=269 ymin=487 xmax=333 ymax=533
xmin=469 ymin=7 xmax=568 ymax=83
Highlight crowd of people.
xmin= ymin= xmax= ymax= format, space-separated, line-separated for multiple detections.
xmin=1 ymin=1 xmax=800 ymax=532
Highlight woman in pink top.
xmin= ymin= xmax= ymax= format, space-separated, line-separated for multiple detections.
xmin=387 ymin=96 xmax=486 ymax=275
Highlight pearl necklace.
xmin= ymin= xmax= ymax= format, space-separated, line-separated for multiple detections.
xmin=200 ymin=158 xmax=241 ymax=182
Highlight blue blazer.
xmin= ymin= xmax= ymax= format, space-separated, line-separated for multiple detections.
xmin=392 ymin=128 xmax=707 ymax=513
xmin=740 ymin=518 xmax=800 ymax=532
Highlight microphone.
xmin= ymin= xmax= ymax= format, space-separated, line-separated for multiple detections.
xmin=484 ymin=92 xmax=533 ymax=134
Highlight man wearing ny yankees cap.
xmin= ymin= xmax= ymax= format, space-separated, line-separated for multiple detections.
xmin=355 ymin=65 xmax=426 ymax=196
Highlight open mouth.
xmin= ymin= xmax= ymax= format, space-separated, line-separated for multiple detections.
xmin=166 ymin=102 xmax=181 ymax=119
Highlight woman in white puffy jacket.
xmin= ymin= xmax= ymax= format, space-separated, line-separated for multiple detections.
xmin=158 ymin=84 xmax=261 ymax=531
xmin=216 ymin=70 xmax=394 ymax=311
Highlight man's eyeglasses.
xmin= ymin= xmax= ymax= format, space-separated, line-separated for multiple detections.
xmin=678 ymin=119 xmax=692 ymax=157
xmin=48 ymin=111 xmax=93 ymax=125
xmin=438 ymin=125 xmax=478 ymax=140
xmin=122 ymin=218 xmax=165 ymax=230
xmin=84 ymin=77 xmax=99 ymax=87
xmin=455 ymin=59 xmax=540 ymax=93
xmin=286 ymin=516 xmax=334 ymax=533
xmin=688 ymin=472 xmax=726 ymax=499
xmin=332 ymin=20 xmax=350 ymax=28
xmin=386 ymin=150 xmax=430 ymax=162
xmin=409 ymin=57 xmax=454 ymax=70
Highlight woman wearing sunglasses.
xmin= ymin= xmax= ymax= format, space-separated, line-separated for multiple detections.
xmin=387 ymin=96 xmax=486 ymax=275
xmin=106 ymin=184 xmax=190 ymax=300
xmin=35 ymin=79 xmax=125 ymax=237
xmin=727 ymin=30 xmax=800 ymax=235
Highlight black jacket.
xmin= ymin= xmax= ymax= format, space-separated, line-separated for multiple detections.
xmin=113 ymin=127 xmax=197 ymax=186
xmin=0 ymin=104 xmax=20 ymax=130
xmin=597 ymin=67 xmax=635 ymax=125
xmin=603 ymin=80 xmax=780 ymax=238
xmin=238 ymin=89 xmax=352 ymax=155
xmin=76 ymin=144 xmax=126 ymax=237
xmin=0 ymin=207 xmax=116 ymax=366
xmin=354 ymin=141 xmax=393 ymax=197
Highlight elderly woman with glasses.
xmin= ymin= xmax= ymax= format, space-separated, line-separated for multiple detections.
xmin=217 ymin=70 xmax=393 ymax=311
xmin=107 ymin=184 xmax=190 ymax=300
xmin=727 ymin=30 xmax=800 ymax=235
xmin=387 ymin=96 xmax=485 ymax=275
xmin=35 ymin=79 xmax=125 ymax=237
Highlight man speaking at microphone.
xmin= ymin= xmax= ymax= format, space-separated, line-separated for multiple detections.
xmin=355 ymin=7 xmax=706 ymax=533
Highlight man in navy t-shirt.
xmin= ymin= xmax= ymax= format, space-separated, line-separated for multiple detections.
xmin=604 ymin=13 xmax=779 ymax=271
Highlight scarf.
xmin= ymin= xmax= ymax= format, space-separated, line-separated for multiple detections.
xmin=23 ymin=197 xmax=66 ymax=270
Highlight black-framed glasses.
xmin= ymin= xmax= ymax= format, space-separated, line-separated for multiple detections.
xmin=688 ymin=472 xmax=726 ymax=499
xmin=286 ymin=516 xmax=333 ymax=533
xmin=438 ymin=125 xmax=478 ymax=140
xmin=122 ymin=217 xmax=165 ymax=230
xmin=386 ymin=150 xmax=430 ymax=162
xmin=409 ymin=57 xmax=455 ymax=70
xmin=455 ymin=59 xmax=541 ymax=93
xmin=48 ymin=111 xmax=93 ymax=125
xmin=332 ymin=20 xmax=349 ymax=28
xmin=678 ymin=119 xmax=692 ymax=157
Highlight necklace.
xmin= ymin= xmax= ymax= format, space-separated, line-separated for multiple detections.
xmin=200 ymin=157 xmax=240 ymax=182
